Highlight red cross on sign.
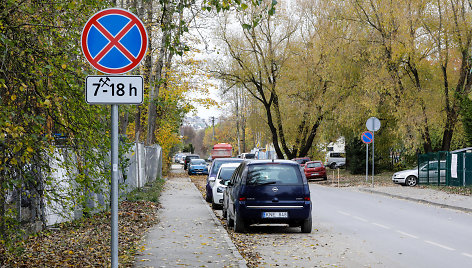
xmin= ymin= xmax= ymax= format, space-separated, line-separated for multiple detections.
xmin=81 ymin=8 xmax=148 ymax=74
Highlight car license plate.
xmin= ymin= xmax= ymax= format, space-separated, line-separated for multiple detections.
xmin=312 ymin=173 xmax=319 ymax=176
xmin=262 ymin=212 xmax=288 ymax=218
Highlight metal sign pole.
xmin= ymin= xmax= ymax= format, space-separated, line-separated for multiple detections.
xmin=372 ymin=120 xmax=375 ymax=188
xmin=111 ymin=104 xmax=119 ymax=268
xmin=366 ymin=143 xmax=369 ymax=182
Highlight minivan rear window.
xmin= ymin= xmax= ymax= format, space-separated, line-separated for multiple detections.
xmin=246 ymin=164 xmax=301 ymax=185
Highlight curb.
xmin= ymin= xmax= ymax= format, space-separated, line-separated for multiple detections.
xmin=188 ymin=178 xmax=248 ymax=268
xmin=359 ymin=188 xmax=472 ymax=214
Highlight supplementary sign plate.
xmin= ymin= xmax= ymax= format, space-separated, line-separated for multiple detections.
xmin=86 ymin=75 xmax=143 ymax=104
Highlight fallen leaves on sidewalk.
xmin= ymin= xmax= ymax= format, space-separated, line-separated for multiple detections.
xmin=2 ymin=201 xmax=159 ymax=267
xmin=189 ymin=174 xmax=262 ymax=267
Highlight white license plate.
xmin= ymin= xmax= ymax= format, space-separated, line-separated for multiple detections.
xmin=262 ymin=212 xmax=288 ymax=218
xmin=312 ymin=173 xmax=319 ymax=176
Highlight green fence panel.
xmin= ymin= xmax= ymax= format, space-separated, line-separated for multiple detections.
xmin=418 ymin=152 xmax=448 ymax=186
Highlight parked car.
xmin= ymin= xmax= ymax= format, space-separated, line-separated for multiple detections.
xmin=205 ymin=158 xmax=244 ymax=202
xmin=240 ymin=153 xmax=256 ymax=159
xmin=188 ymin=158 xmax=209 ymax=175
xmin=392 ymin=160 xmax=446 ymax=187
xmin=174 ymin=153 xmax=186 ymax=164
xmin=292 ymin=157 xmax=311 ymax=168
xmin=325 ymin=152 xmax=345 ymax=169
xmin=304 ymin=161 xmax=327 ymax=180
xmin=184 ymin=154 xmax=199 ymax=170
xmin=223 ymin=159 xmax=312 ymax=233
xmin=211 ymin=163 xmax=240 ymax=209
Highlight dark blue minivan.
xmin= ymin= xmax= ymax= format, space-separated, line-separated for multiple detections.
xmin=223 ymin=159 xmax=312 ymax=233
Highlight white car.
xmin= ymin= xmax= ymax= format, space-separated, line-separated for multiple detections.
xmin=392 ymin=160 xmax=446 ymax=187
xmin=211 ymin=163 xmax=240 ymax=209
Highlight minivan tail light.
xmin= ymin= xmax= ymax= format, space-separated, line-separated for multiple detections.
xmin=239 ymin=197 xmax=246 ymax=201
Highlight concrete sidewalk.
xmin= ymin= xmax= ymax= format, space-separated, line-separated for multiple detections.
xmin=359 ymin=186 xmax=472 ymax=213
xmin=134 ymin=175 xmax=246 ymax=268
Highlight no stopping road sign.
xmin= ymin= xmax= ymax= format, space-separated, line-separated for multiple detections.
xmin=361 ymin=131 xmax=373 ymax=144
xmin=81 ymin=8 xmax=148 ymax=74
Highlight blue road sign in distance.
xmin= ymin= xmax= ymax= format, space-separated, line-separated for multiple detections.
xmin=361 ymin=131 xmax=373 ymax=144
xmin=81 ymin=8 xmax=148 ymax=74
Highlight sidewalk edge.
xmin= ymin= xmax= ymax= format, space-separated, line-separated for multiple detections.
xmin=188 ymin=178 xmax=248 ymax=268
xmin=359 ymin=188 xmax=472 ymax=214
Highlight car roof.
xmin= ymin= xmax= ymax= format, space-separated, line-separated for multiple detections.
xmin=244 ymin=159 xmax=299 ymax=166
xmin=306 ymin=160 xmax=322 ymax=163
xmin=219 ymin=162 xmax=241 ymax=168
xmin=213 ymin=158 xmax=244 ymax=162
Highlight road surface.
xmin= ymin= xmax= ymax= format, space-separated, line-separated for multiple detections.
xmin=312 ymin=185 xmax=472 ymax=268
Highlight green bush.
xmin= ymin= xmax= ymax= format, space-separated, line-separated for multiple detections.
xmin=126 ymin=177 xmax=166 ymax=203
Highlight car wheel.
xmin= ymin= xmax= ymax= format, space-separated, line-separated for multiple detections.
xmin=211 ymin=201 xmax=220 ymax=209
xmin=301 ymin=216 xmax=312 ymax=233
xmin=329 ymin=163 xmax=336 ymax=169
xmin=233 ymin=211 xmax=246 ymax=233
xmin=205 ymin=192 xmax=212 ymax=202
xmin=323 ymin=176 xmax=327 ymax=181
xmin=406 ymin=175 xmax=418 ymax=187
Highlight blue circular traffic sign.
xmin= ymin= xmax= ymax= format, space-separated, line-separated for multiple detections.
xmin=81 ymin=8 xmax=148 ymax=74
xmin=361 ymin=131 xmax=373 ymax=144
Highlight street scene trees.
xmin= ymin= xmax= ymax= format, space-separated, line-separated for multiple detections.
xmin=2 ymin=0 xmax=472 ymax=264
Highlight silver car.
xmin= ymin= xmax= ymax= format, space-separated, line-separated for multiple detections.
xmin=392 ymin=160 xmax=446 ymax=186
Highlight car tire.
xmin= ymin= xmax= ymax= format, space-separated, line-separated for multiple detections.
xmin=323 ymin=176 xmax=327 ymax=181
xmin=301 ymin=216 xmax=312 ymax=233
xmin=406 ymin=175 xmax=418 ymax=187
xmin=205 ymin=192 xmax=212 ymax=202
xmin=233 ymin=211 xmax=246 ymax=233
xmin=211 ymin=201 xmax=220 ymax=209
xmin=329 ymin=163 xmax=336 ymax=169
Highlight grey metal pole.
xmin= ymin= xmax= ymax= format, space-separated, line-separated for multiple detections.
xmin=111 ymin=104 xmax=119 ymax=268
xmin=366 ymin=143 xmax=369 ymax=182
xmin=464 ymin=154 xmax=466 ymax=187
xmin=372 ymin=124 xmax=375 ymax=188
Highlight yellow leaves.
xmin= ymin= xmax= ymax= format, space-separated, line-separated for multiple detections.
xmin=11 ymin=94 xmax=17 ymax=101
xmin=61 ymin=64 xmax=67 ymax=69
xmin=43 ymin=99 xmax=51 ymax=107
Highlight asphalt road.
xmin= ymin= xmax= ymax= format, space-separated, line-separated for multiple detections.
xmin=311 ymin=184 xmax=472 ymax=268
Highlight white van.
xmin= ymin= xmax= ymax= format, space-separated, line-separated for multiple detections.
xmin=325 ymin=152 xmax=346 ymax=169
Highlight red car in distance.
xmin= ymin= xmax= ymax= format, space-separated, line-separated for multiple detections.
xmin=292 ymin=157 xmax=311 ymax=168
xmin=304 ymin=161 xmax=327 ymax=181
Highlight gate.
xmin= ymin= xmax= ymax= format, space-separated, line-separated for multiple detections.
xmin=418 ymin=151 xmax=472 ymax=186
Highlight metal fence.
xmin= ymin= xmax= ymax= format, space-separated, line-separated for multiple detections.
xmin=418 ymin=151 xmax=472 ymax=186
xmin=43 ymin=142 xmax=162 ymax=226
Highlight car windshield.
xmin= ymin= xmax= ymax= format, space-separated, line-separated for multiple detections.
xmin=246 ymin=164 xmax=301 ymax=185
xmin=217 ymin=167 xmax=237 ymax=181
xmin=306 ymin=162 xmax=322 ymax=168
xmin=191 ymin=159 xmax=205 ymax=165
xmin=210 ymin=160 xmax=242 ymax=176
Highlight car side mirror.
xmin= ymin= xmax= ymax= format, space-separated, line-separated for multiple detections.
xmin=225 ymin=181 xmax=232 ymax=186
xmin=209 ymin=177 xmax=215 ymax=182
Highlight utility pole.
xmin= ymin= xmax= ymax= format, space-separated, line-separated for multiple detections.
xmin=211 ymin=116 xmax=215 ymax=141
